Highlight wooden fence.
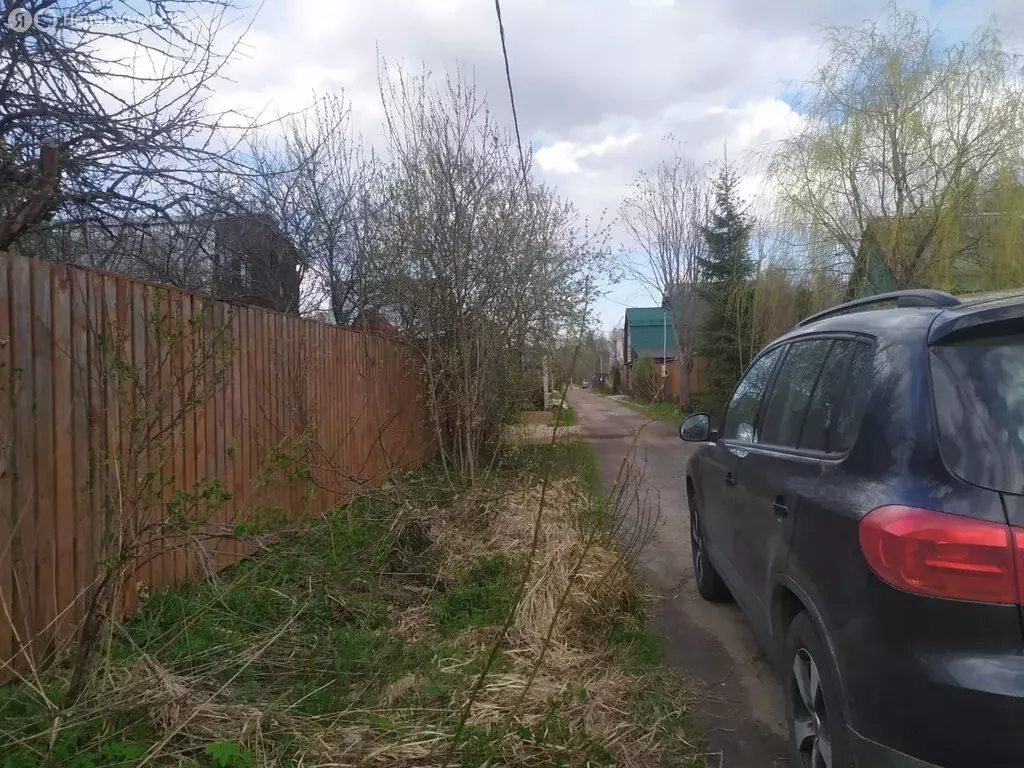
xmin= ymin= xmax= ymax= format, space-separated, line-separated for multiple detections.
xmin=0 ymin=253 xmax=432 ymax=681
xmin=664 ymin=357 xmax=708 ymax=405
xmin=619 ymin=357 xmax=707 ymax=404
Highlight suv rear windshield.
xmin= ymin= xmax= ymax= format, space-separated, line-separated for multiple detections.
xmin=930 ymin=334 xmax=1024 ymax=495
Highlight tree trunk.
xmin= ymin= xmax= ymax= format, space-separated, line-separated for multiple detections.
xmin=542 ymin=357 xmax=550 ymax=411
xmin=678 ymin=351 xmax=691 ymax=409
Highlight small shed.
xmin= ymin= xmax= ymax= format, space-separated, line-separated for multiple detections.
xmin=622 ymin=306 xmax=677 ymax=369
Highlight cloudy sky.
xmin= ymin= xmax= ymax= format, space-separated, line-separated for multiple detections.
xmin=213 ymin=0 xmax=1024 ymax=331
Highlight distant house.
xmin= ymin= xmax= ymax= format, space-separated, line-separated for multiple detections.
xmin=212 ymin=214 xmax=301 ymax=315
xmin=13 ymin=213 xmax=303 ymax=315
xmin=351 ymin=308 xmax=399 ymax=337
xmin=622 ymin=306 xmax=677 ymax=369
xmin=846 ymin=204 xmax=1024 ymax=300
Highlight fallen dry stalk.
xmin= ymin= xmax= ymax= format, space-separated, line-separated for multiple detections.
xmin=3 ymin=438 xmax=696 ymax=768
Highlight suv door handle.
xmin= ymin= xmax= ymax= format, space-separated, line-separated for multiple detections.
xmin=773 ymin=496 xmax=788 ymax=520
xmin=725 ymin=472 xmax=736 ymax=488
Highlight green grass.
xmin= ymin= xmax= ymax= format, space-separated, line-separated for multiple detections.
xmin=495 ymin=440 xmax=602 ymax=501
xmin=614 ymin=398 xmax=687 ymax=425
xmin=0 ymin=450 xmax=702 ymax=767
xmin=432 ymin=555 xmax=517 ymax=632
xmin=553 ymin=405 xmax=577 ymax=426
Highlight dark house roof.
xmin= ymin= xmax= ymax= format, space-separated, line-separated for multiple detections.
xmin=351 ymin=309 xmax=398 ymax=336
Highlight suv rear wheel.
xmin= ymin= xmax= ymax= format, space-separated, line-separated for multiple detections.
xmin=688 ymin=498 xmax=730 ymax=602
xmin=784 ymin=612 xmax=854 ymax=768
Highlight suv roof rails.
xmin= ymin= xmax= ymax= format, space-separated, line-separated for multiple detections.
xmin=795 ymin=289 xmax=961 ymax=329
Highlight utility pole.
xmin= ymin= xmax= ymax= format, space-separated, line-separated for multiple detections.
xmin=662 ymin=309 xmax=667 ymax=379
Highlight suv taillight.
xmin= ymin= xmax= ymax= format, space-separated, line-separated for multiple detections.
xmin=859 ymin=505 xmax=1024 ymax=605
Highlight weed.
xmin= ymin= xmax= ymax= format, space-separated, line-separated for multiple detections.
xmin=605 ymin=611 xmax=664 ymax=669
xmin=204 ymin=741 xmax=255 ymax=768
xmin=553 ymin=405 xmax=577 ymax=426
xmin=432 ymin=556 xmax=516 ymax=632
xmin=0 ymin=444 xmax=703 ymax=768
xmin=618 ymin=398 xmax=688 ymax=425
xmin=0 ymin=684 xmax=153 ymax=768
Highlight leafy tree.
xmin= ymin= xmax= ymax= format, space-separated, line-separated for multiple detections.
xmin=697 ymin=161 xmax=755 ymax=405
xmin=768 ymin=6 xmax=1024 ymax=295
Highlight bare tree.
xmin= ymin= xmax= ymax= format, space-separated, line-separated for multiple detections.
xmin=620 ymin=138 xmax=709 ymax=407
xmin=768 ymin=7 xmax=1024 ymax=295
xmin=370 ymin=62 xmax=602 ymax=480
xmin=0 ymin=0 xmax=253 ymax=253
xmin=283 ymin=95 xmax=387 ymax=324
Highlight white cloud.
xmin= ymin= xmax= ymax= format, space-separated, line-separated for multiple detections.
xmin=536 ymin=132 xmax=643 ymax=174
xmin=204 ymin=0 xmax=1018 ymax=328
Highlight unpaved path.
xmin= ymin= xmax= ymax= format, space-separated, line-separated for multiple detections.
xmin=568 ymin=388 xmax=790 ymax=768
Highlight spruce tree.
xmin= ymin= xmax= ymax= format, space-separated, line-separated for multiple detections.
xmin=697 ymin=161 xmax=755 ymax=406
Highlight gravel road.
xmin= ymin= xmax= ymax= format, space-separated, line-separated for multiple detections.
xmin=568 ymin=388 xmax=790 ymax=768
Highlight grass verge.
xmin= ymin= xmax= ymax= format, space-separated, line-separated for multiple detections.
xmin=553 ymin=405 xmax=577 ymax=426
xmin=614 ymin=398 xmax=687 ymax=425
xmin=0 ymin=444 xmax=702 ymax=768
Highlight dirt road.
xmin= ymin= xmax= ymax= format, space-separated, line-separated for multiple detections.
xmin=568 ymin=388 xmax=790 ymax=768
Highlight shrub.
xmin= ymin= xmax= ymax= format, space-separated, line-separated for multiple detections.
xmin=611 ymin=366 xmax=621 ymax=394
xmin=631 ymin=355 xmax=661 ymax=403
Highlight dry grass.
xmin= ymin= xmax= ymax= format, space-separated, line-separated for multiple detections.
xmin=0 ymin=448 xmax=702 ymax=768
xmin=520 ymin=411 xmax=555 ymax=425
xmin=502 ymin=422 xmax=582 ymax=444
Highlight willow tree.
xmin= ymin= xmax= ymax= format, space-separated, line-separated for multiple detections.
xmin=768 ymin=7 xmax=1024 ymax=296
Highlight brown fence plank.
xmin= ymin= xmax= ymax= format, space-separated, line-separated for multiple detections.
xmin=183 ymin=294 xmax=199 ymax=576
xmin=70 ymin=270 xmax=90 ymax=631
xmin=153 ymin=288 xmax=171 ymax=597
xmin=227 ymin=306 xmax=240 ymax=536
xmin=171 ymin=291 xmax=187 ymax=586
xmin=51 ymin=266 xmax=75 ymax=648
xmin=203 ymin=298 xmax=218 ymax=568
xmin=0 ymin=252 xmax=432 ymax=682
xmin=101 ymin=275 xmax=125 ymax=617
xmin=128 ymin=283 xmax=148 ymax=598
xmin=10 ymin=256 xmax=36 ymax=668
xmin=32 ymin=262 xmax=57 ymax=661
xmin=193 ymin=297 xmax=210 ymax=571
xmin=242 ymin=308 xmax=255 ymax=541
xmin=0 ymin=255 xmax=12 ymax=670
xmin=85 ymin=271 xmax=104 ymax=632
xmin=208 ymin=300 xmax=225 ymax=567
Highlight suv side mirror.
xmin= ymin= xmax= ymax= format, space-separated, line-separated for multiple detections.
xmin=679 ymin=413 xmax=711 ymax=442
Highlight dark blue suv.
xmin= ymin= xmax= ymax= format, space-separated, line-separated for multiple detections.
xmin=678 ymin=289 xmax=1024 ymax=768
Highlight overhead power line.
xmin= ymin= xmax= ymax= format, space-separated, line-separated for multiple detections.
xmin=493 ymin=0 xmax=530 ymax=188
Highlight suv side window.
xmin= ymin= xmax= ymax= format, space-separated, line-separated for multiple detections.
xmin=722 ymin=346 xmax=783 ymax=443
xmin=800 ymin=340 xmax=873 ymax=453
xmin=758 ymin=340 xmax=832 ymax=448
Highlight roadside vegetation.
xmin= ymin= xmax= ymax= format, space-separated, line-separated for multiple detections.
xmin=615 ymin=5 xmax=1024 ymax=413
xmin=616 ymin=399 xmax=687 ymax=426
xmin=554 ymin=405 xmax=578 ymax=426
xmin=0 ymin=439 xmax=703 ymax=767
